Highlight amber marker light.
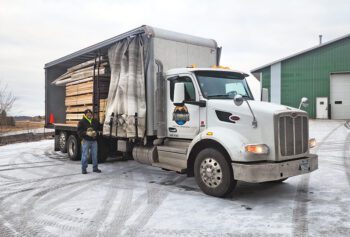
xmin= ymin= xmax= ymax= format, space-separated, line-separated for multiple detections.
xmin=245 ymin=144 xmax=269 ymax=154
xmin=309 ymin=138 xmax=316 ymax=148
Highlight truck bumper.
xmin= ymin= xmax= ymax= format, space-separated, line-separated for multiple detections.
xmin=232 ymin=154 xmax=318 ymax=183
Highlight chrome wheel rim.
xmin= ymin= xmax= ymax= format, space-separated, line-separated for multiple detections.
xmin=200 ymin=158 xmax=223 ymax=188
xmin=59 ymin=133 xmax=66 ymax=148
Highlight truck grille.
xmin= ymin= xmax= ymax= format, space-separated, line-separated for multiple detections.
xmin=277 ymin=113 xmax=308 ymax=158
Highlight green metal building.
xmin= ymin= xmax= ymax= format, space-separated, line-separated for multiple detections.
xmin=251 ymin=34 xmax=350 ymax=119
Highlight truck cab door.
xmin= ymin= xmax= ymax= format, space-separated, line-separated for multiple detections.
xmin=167 ymin=75 xmax=200 ymax=139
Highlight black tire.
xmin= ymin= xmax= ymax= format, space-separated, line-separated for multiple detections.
xmin=54 ymin=134 xmax=60 ymax=151
xmin=59 ymin=131 xmax=68 ymax=153
xmin=67 ymin=135 xmax=81 ymax=161
xmin=194 ymin=148 xmax=236 ymax=197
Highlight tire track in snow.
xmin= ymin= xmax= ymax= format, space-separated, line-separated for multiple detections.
xmin=13 ymin=177 xmax=105 ymax=237
xmin=122 ymin=172 xmax=187 ymax=237
xmin=103 ymin=173 xmax=135 ymax=236
xmin=78 ymin=177 xmax=121 ymax=237
xmin=0 ymin=147 xmax=71 ymax=236
xmin=343 ymin=133 xmax=350 ymax=187
xmin=0 ymin=144 xmax=102 ymax=237
xmin=292 ymin=123 xmax=342 ymax=237
xmin=138 ymin=228 xmax=288 ymax=237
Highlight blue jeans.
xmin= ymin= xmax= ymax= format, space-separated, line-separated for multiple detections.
xmin=81 ymin=140 xmax=98 ymax=170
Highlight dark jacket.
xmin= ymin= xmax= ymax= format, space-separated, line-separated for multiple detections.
xmin=77 ymin=116 xmax=100 ymax=141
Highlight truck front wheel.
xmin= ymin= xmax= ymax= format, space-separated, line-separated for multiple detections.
xmin=67 ymin=135 xmax=81 ymax=161
xmin=194 ymin=148 xmax=236 ymax=197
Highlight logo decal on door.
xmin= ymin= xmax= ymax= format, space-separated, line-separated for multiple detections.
xmin=173 ymin=105 xmax=190 ymax=125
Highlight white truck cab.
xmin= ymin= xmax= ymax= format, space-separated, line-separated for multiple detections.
xmin=149 ymin=67 xmax=318 ymax=197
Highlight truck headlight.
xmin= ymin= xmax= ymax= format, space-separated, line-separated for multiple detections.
xmin=245 ymin=144 xmax=269 ymax=154
xmin=309 ymin=138 xmax=316 ymax=148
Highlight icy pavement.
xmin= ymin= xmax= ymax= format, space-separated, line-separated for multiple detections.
xmin=0 ymin=128 xmax=54 ymax=137
xmin=0 ymin=120 xmax=349 ymax=237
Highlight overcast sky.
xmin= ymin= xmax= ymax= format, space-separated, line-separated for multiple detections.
xmin=0 ymin=0 xmax=349 ymax=116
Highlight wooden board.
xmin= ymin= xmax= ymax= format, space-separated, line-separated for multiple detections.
xmin=66 ymin=81 xmax=110 ymax=97
xmin=52 ymin=60 xmax=108 ymax=84
xmin=100 ymin=99 xmax=107 ymax=111
xmin=66 ymin=105 xmax=93 ymax=113
xmin=65 ymin=94 xmax=93 ymax=106
xmin=66 ymin=76 xmax=110 ymax=86
xmin=71 ymin=68 xmax=109 ymax=80
xmin=68 ymin=82 xmax=89 ymax=90
xmin=67 ymin=57 xmax=107 ymax=72
xmin=66 ymin=112 xmax=105 ymax=123
xmin=65 ymin=121 xmax=79 ymax=126
xmin=66 ymin=81 xmax=93 ymax=92
xmin=55 ymin=68 xmax=110 ymax=86
xmin=66 ymin=100 xmax=107 ymax=113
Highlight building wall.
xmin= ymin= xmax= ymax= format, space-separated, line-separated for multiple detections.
xmin=259 ymin=37 xmax=350 ymax=118
xmin=270 ymin=62 xmax=281 ymax=104
xmin=261 ymin=67 xmax=271 ymax=102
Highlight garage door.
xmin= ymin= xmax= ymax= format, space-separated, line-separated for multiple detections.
xmin=330 ymin=73 xmax=350 ymax=119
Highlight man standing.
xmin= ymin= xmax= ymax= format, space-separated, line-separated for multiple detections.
xmin=78 ymin=109 xmax=102 ymax=174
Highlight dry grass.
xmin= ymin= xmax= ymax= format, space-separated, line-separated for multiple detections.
xmin=0 ymin=120 xmax=45 ymax=133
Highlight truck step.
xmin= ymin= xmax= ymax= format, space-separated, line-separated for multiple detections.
xmin=163 ymin=138 xmax=191 ymax=148
xmin=152 ymin=162 xmax=186 ymax=173
xmin=156 ymin=144 xmax=188 ymax=172
xmin=157 ymin=145 xmax=187 ymax=154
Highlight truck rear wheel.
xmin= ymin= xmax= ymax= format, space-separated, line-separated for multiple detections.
xmin=59 ymin=131 xmax=68 ymax=153
xmin=54 ymin=134 xmax=60 ymax=151
xmin=67 ymin=135 xmax=81 ymax=161
xmin=194 ymin=148 xmax=236 ymax=197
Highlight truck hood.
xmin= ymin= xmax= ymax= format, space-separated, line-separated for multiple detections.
xmin=207 ymin=99 xmax=304 ymax=119
xmin=206 ymin=99 xmax=308 ymax=162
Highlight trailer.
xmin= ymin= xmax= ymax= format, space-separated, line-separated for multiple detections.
xmin=45 ymin=25 xmax=219 ymax=160
xmin=45 ymin=25 xmax=318 ymax=197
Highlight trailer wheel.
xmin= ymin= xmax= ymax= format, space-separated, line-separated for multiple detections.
xmin=54 ymin=134 xmax=60 ymax=151
xmin=67 ymin=135 xmax=81 ymax=161
xmin=194 ymin=148 xmax=236 ymax=197
xmin=59 ymin=131 xmax=68 ymax=153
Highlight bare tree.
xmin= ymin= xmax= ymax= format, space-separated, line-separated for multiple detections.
xmin=0 ymin=82 xmax=17 ymax=133
xmin=0 ymin=82 xmax=16 ymax=114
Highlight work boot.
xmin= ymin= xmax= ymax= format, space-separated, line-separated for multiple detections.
xmin=82 ymin=169 xmax=87 ymax=174
xmin=93 ymin=168 xmax=101 ymax=173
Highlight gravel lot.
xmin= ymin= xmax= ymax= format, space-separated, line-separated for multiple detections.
xmin=0 ymin=120 xmax=349 ymax=237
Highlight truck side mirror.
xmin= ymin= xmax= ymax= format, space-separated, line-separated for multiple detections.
xmin=174 ymin=82 xmax=185 ymax=105
xmin=299 ymin=97 xmax=309 ymax=109
xmin=233 ymin=94 xmax=244 ymax=106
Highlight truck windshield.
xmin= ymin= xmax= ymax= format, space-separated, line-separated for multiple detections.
xmin=194 ymin=71 xmax=253 ymax=99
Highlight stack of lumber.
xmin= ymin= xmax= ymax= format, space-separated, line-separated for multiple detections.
xmin=52 ymin=57 xmax=110 ymax=125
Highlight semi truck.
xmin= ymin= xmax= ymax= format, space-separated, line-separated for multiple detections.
xmin=45 ymin=25 xmax=318 ymax=197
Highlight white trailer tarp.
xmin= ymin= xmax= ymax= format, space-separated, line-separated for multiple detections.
xmin=103 ymin=36 xmax=147 ymax=138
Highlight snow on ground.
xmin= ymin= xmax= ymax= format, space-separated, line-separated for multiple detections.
xmin=0 ymin=120 xmax=349 ymax=237
xmin=0 ymin=128 xmax=54 ymax=137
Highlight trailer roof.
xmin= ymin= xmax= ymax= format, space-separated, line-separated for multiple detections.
xmin=44 ymin=25 xmax=218 ymax=69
